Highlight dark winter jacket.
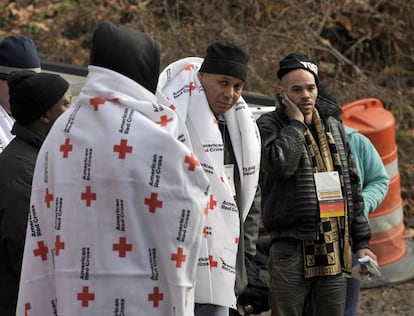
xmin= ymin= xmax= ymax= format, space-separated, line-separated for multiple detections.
xmin=257 ymin=96 xmax=371 ymax=252
xmin=0 ymin=122 xmax=45 ymax=316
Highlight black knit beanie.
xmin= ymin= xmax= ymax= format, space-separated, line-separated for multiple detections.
xmin=277 ymin=53 xmax=319 ymax=84
xmin=8 ymin=70 xmax=69 ymax=124
xmin=199 ymin=40 xmax=250 ymax=82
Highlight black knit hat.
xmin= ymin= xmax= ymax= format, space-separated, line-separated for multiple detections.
xmin=277 ymin=53 xmax=319 ymax=84
xmin=0 ymin=35 xmax=41 ymax=78
xmin=199 ymin=40 xmax=250 ymax=82
xmin=8 ymin=70 xmax=69 ymax=124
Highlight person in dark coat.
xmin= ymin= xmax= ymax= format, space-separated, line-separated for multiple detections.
xmin=257 ymin=53 xmax=376 ymax=316
xmin=0 ymin=35 xmax=41 ymax=152
xmin=0 ymin=70 xmax=71 ymax=316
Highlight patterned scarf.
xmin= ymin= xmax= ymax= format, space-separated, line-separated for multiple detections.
xmin=303 ymin=108 xmax=352 ymax=278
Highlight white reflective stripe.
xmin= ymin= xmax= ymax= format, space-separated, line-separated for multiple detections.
xmin=384 ymin=158 xmax=399 ymax=179
xmin=0 ymin=65 xmax=41 ymax=74
xmin=369 ymin=204 xmax=403 ymax=234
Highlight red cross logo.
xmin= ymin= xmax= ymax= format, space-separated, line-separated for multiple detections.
xmin=156 ymin=115 xmax=173 ymax=127
xmin=113 ymin=236 xmax=132 ymax=258
xmin=183 ymin=64 xmax=195 ymax=71
xmin=44 ymin=188 xmax=54 ymax=208
xmin=144 ymin=192 xmax=163 ymax=213
xmin=59 ymin=138 xmax=73 ymax=158
xmin=55 ymin=235 xmax=65 ymax=256
xmin=81 ymin=185 xmax=96 ymax=207
xmin=90 ymin=97 xmax=105 ymax=111
xmin=189 ymin=82 xmax=196 ymax=96
xmin=33 ymin=241 xmax=48 ymax=261
xmin=77 ymin=286 xmax=95 ymax=307
xmin=148 ymin=287 xmax=164 ymax=308
xmin=171 ymin=247 xmax=187 ymax=268
xmin=169 ymin=104 xmax=176 ymax=110
xmin=25 ymin=302 xmax=31 ymax=316
xmin=209 ymin=194 xmax=217 ymax=211
xmin=235 ymin=237 xmax=239 ymax=244
xmin=113 ymin=139 xmax=133 ymax=159
xmin=184 ymin=153 xmax=200 ymax=171
xmin=209 ymin=255 xmax=218 ymax=270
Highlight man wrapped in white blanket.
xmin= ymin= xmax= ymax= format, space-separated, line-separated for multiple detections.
xmin=157 ymin=40 xmax=261 ymax=315
xmin=16 ymin=21 xmax=210 ymax=316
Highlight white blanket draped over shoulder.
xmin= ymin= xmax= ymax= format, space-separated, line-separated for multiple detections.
xmin=157 ymin=57 xmax=261 ymax=308
xmin=0 ymin=105 xmax=14 ymax=152
xmin=16 ymin=66 xmax=210 ymax=316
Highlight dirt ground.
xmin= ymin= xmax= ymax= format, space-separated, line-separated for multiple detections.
xmin=358 ymin=279 xmax=414 ymax=315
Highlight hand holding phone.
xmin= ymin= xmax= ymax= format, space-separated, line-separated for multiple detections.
xmin=281 ymin=92 xmax=304 ymax=123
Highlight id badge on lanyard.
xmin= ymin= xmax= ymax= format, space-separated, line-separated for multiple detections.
xmin=313 ymin=171 xmax=345 ymax=218
xmin=224 ymin=164 xmax=236 ymax=197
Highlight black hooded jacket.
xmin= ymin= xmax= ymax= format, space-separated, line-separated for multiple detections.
xmin=0 ymin=123 xmax=45 ymax=316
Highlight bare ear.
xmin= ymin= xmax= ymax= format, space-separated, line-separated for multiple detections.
xmin=197 ymin=72 xmax=203 ymax=82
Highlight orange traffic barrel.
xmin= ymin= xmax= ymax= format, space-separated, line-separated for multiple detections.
xmin=342 ymin=98 xmax=403 ymax=266
xmin=342 ymin=98 xmax=414 ymax=287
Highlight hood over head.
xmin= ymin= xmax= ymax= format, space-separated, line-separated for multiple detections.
xmin=89 ymin=21 xmax=160 ymax=94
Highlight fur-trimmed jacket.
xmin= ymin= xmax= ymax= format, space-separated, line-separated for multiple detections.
xmin=257 ymin=96 xmax=371 ymax=252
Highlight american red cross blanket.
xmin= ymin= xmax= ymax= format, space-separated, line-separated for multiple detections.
xmin=157 ymin=57 xmax=261 ymax=308
xmin=16 ymin=66 xmax=210 ymax=316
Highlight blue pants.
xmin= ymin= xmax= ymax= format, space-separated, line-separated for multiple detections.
xmin=268 ymin=239 xmax=346 ymax=316
xmin=344 ymin=254 xmax=361 ymax=316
